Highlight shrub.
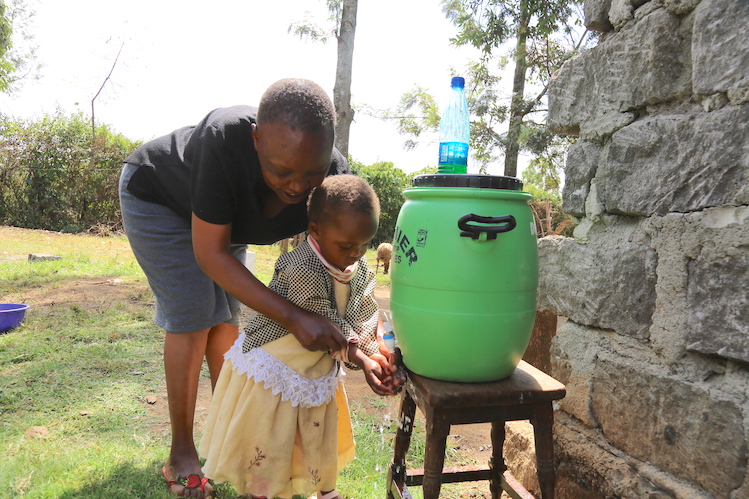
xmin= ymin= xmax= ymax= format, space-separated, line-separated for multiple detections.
xmin=350 ymin=160 xmax=412 ymax=247
xmin=0 ymin=111 xmax=141 ymax=233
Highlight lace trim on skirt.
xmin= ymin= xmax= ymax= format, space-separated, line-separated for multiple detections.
xmin=225 ymin=334 xmax=340 ymax=408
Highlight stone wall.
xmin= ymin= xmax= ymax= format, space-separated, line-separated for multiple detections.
xmin=540 ymin=0 xmax=749 ymax=496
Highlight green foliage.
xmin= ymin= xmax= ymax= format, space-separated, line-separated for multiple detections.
xmin=350 ymin=159 xmax=411 ymax=246
xmin=0 ymin=0 xmax=12 ymax=92
xmin=287 ymin=0 xmax=343 ymax=43
xmin=443 ymin=0 xmax=580 ymax=51
xmin=464 ymin=63 xmax=509 ymax=172
xmin=0 ymin=111 xmax=142 ymax=233
xmin=389 ymin=86 xmax=441 ymax=151
xmin=409 ymin=165 xmax=438 ymax=177
xmin=518 ymin=126 xmax=576 ymax=198
xmin=522 ymin=150 xmax=577 ymax=238
xmin=521 ymin=150 xmax=562 ymax=197
xmin=0 ymin=0 xmax=40 ymax=93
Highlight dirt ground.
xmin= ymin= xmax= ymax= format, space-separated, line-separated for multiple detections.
xmin=11 ymin=277 xmax=499 ymax=498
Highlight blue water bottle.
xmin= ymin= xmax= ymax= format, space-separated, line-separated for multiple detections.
xmin=438 ymin=76 xmax=470 ymax=174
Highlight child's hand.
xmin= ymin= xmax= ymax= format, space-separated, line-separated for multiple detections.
xmin=389 ymin=348 xmax=407 ymax=389
xmin=370 ymin=352 xmax=393 ymax=376
xmin=362 ymin=357 xmax=398 ymax=396
xmin=372 ymin=352 xmax=406 ymax=393
xmin=377 ymin=336 xmax=392 ymax=360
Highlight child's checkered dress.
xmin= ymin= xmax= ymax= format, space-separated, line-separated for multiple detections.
xmin=199 ymin=239 xmax=380 ymax=498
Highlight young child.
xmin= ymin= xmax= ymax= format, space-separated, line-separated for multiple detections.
xmin=199 ymin=175 xmax=400 ymax=499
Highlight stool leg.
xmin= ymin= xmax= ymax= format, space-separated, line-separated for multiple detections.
xmin=531 ymin=403 xmax=556 ymax=499
xmin=489 ymin=421 xmax=507 ymax=499
xmin=422 ymin=415 xmax=450 ymax=499
xmin=387 ymin=389 xmax=416 ymax=499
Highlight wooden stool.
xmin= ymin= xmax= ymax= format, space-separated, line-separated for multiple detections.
xmin=386 ymin=360 xmax=566 ymax=499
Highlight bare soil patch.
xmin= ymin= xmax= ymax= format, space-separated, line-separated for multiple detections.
xmin=5 ymin=276 xmax=143 ymax=313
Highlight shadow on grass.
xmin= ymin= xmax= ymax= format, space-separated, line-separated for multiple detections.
xmin=55 ymin=460 xmax=193 ymax=499
xmin=55 ymin=460 xmax=308 ymax=499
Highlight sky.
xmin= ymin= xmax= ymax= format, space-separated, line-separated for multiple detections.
xmin=0 ymin=0 xmax=522 ymax=175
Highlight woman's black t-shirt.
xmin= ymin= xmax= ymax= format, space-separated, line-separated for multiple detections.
xmin=124 ymin=105 xmax=349 ymax=245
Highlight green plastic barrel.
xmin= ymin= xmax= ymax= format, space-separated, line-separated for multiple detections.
xmin=390 ymin=174 xmax=538 ymax=382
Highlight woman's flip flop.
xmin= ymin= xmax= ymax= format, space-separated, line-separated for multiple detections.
xmin=161 ymin=466 xmax=211 ymax=497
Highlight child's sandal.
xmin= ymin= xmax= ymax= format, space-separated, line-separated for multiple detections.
xmin=315 ymin=490 xmax=341 ymax=499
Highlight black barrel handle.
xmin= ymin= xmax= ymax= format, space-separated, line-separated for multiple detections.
xmin=458 ymin=213 xmax=516 ymax=240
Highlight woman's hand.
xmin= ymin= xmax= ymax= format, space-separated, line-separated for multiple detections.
xmin=191 ymin=216 xmax=347 ymax=352
xmin=287 ymin=308 xmax=348 ymax=352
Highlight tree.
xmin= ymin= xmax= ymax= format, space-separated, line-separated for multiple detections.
xmin=91 ymin=42 xmax=124 ymax=154
xmin=386 ymin=1 xmax=590 ymax=184
xmin=289 ymin=0 xmax=358 ymax=159
xmin=0 ymin=0 xmax=39 ymax=94
xmin=443 ymin=0 xmax=588 ymax=177
xmin=333 ymin=0 xmax=357 ymax=159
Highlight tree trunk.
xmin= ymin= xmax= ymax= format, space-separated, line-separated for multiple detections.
xmin=333 ymin=0 xmax=357 ymax=160
xmin=504 ymin=0 xmax=529 ymax=178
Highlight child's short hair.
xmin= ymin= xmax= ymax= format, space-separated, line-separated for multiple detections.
xmin=308 ymin=174 xmax=380 ymax=223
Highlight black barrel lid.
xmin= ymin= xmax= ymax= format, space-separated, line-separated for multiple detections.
xmin=411 ymin=174 xmax=523 ymax=190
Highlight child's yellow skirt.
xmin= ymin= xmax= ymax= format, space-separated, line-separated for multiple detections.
xmin=199 ymin=334 xmax=355 ymax=498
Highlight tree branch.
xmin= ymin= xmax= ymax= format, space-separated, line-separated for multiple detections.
xmin=91 ymin=42 xmax=124 ymax=137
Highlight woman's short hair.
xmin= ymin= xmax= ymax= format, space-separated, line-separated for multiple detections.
xmin=257 ymin=78 xmax=335 ymax=133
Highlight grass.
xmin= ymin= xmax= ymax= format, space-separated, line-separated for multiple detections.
xmin=0 ymin=227 xmax=420 ymax=499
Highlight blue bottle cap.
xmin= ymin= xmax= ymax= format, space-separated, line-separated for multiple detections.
xmin=451 ymin=76 xmax=465 ymax=88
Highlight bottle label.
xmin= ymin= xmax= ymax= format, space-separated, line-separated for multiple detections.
xmin=438 ymin=142 xmax=468 ymax=166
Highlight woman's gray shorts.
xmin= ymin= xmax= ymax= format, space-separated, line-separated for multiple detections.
xmin=119 ymin=163 xmax=246 ymax=333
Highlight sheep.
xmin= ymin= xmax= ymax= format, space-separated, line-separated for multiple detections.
xmin=375 ymin=242 xmax=393 ymax=275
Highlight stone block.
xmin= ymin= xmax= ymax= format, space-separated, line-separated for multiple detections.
xmin=640 ymin=208 xmax=749 ymax=363
xmin=729 ymin=86 xmax=749 ymax=106
xmin=608 ymin=0 xmax=634 ymax=30
xmin=584 ymin=0 xmax=613 ymax=32
xmin=578 ymin=110 xmax=636 ymax=142
xmin=692 ymin=0 xmax=749 ymax=96
xmin=591 ymin=359 xmax=747 ymax=497
xmin=561 ymin=140 xmax=603 ymax=216
xmin=687 ymin=254 xmax=749 ymax=363
xmin=28 ymin=253 xmax=62 ymax=262
xmin=549 ymin=8 xmax=688 ymax=136
xmin=632 ymin=0 xmax=663 ymax=22
xmin=550 ymin=322 xmax=600 ymax=428
xmin=663 ymin=0 xmax=701 ymax=15
xmin=537 ymin=226 xmax=657 ymax=339
xmin=554 ymin=412 xmax=713 ymax=499
xmin=598 ymin=105 xmax=749 ymax=216
xmin=503 ymin=421 xmax=540 ymax=496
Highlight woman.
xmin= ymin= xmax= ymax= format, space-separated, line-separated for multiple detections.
xmin=199 ymin=175 xmax=399 ymax=499
xmin=119 ymin=78 xmax=350 ymax=498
